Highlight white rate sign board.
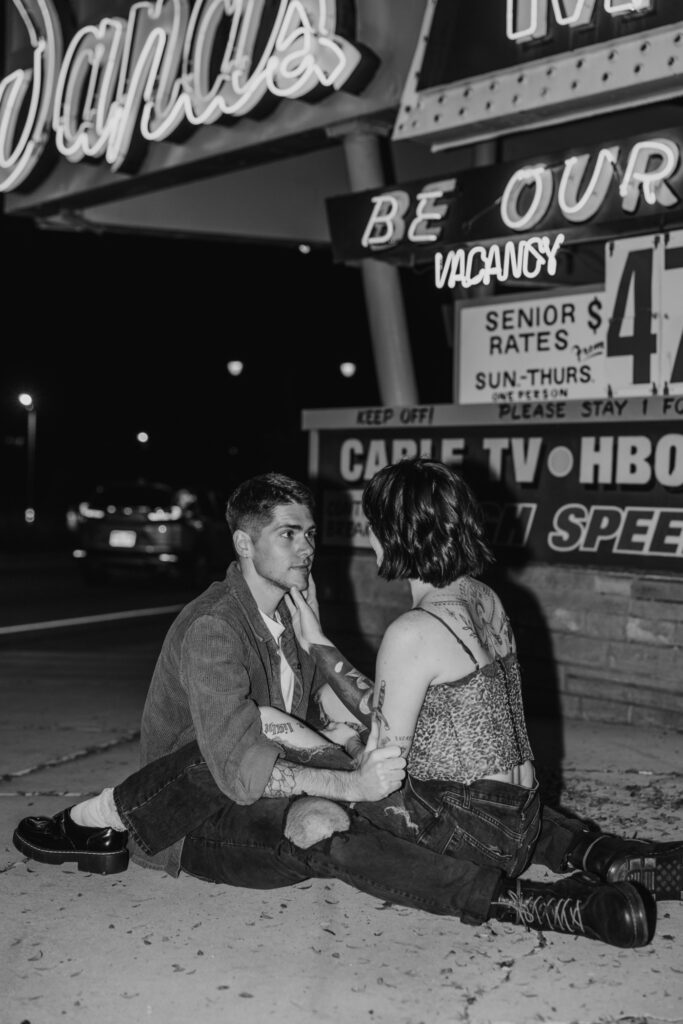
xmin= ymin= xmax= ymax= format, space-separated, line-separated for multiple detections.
xmin=455 ymin=286 xmax=606 ymax=405
xmin=456 ymin=230 xmax=683 ymax=406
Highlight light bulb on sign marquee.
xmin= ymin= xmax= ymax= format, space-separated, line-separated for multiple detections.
xmin=136 ymin=432 xmax=149 ymax=444
xmin=227 ymin=361 xmax=244 ymax=377
xmin=339 ymin=362 xmax=357 ymax=378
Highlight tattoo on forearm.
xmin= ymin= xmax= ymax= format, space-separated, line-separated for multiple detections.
xmin=264 ymin=760 xmax=300 ymax=797
xmin=311 ymin=645 xmax=375 ymax=722
xmin=263 ymin=722 xmax=295 ymax=737
xmin=394 ymin=734 xmax=413 ymax=756
xmin=316 ymin=702 xmax=331 ymax=729
xmin=372 ymin=679 xmax=390 ymax=734
xmin=278 ymin=743 xmax=334 ymax=762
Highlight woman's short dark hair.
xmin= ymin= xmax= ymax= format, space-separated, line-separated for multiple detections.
xmin=226 ymin=472 xmax=315 ymax=535
xmin=361 ymin=458 xmax=493 ymax=585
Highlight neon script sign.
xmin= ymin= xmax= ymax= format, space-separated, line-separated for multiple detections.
xmin=506 ymin=0 xmax=653 ymax=42
xmin=0 ymin=0 xmax=375 ymax=191
xmin=434 ymin=235 xmax=565 ymax=290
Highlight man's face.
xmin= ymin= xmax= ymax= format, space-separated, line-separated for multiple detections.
xmin=249 ymin=503 xmax=316 ymax=593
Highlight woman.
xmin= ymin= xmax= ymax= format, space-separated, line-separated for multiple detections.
xmin=288 ymin=457 xmax=539 ymax=872
xmin=286 ymin=457 xmax=666 ymax=946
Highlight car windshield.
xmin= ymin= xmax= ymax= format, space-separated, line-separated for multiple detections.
xmin=89 ymin=484 xmax=176 ymax=509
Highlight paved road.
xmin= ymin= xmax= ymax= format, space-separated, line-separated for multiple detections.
xmin=0 ymin=550 xmax=205 ymax=630
xmin=0 ymin=552 xmax=189 ymax=790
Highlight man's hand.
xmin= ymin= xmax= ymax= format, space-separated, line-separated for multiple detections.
xmin=349 ymin=718 xmax=405 ymax=801
xmin=285 ymin=582 xmax=329 ymax=652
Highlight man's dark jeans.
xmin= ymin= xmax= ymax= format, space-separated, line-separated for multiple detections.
xmin=114 ymin=742 xmax=588 ymax=925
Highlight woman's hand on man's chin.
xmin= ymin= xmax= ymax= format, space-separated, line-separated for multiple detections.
xmin=285 ymin=584 xmax=330 ymax=651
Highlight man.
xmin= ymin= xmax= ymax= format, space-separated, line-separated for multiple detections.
xmin=13 ymin=473 xmax=681 ymax=947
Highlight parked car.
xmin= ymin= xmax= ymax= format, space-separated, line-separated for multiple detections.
xmin=66 ymin=480 xmax=233 ymax=584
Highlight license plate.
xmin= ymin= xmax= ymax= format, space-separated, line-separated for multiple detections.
xmin=109 ymin=530 xmax=136 ymax=548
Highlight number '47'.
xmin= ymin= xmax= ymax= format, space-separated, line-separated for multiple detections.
xmin=607 ymin=244 xmax=683 ymax=385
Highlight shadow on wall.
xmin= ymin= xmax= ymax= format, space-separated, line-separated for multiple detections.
xmin=465 ymin=459 xmax=566 ymax=807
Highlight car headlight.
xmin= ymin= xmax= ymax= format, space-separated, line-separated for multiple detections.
xmin=78 ymin=502 xmax=105 ymax=519
xmin=147 ymin=505 xmax=183 ymax=522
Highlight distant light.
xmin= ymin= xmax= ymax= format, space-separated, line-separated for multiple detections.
xmin=18 ymin=392 xmax=34 ymax=409
xmin=298 ymin=244 xmax=311 ymax=255
xmin=24 ymin=507 xmax=35 ymax=524
xmin=339 ymin=362 xmax=357 ymax=378
xmin=159 ymin=553 xmax=179 ymax=563
xmin=73 ymin=549 xmax=87 ymax=559
xmin=227 ymin=360 xmax=244 ymax=377
xmin=137 ymin=432 xmax=149 ymax=444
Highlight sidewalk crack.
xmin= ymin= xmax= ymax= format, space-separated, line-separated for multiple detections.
xmin=1 ymin=729 xmax=140 ymax=782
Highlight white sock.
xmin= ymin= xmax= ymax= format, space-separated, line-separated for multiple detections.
xmin=69 ymin=787 xmax=126 ymax=831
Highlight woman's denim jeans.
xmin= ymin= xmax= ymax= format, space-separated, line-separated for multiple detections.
xmin=355 ymin=774 xmax=542 ymax=879
xmin=114 ymin=742 xmax=588 ymax=925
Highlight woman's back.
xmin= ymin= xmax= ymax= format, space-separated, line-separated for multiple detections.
xmin=376 ymin=577 xmax=534 ymax=787
xmin=413 ymin=576 xmax=515 ymax=682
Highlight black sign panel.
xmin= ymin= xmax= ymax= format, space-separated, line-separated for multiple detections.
xmin=313 ymin=408 xmax=683 ymax=572
xmin=327 ymin=124 xmax=683 ymax=265
xmin=419 ymin=0 xmax=683 ymax=89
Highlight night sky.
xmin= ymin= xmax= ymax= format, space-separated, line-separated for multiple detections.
xmin=1 ymin=212 xmax=450 ymax=538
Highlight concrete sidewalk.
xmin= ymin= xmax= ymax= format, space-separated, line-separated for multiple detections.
xmin=2 ymin=661 xmax=683 ymax=1023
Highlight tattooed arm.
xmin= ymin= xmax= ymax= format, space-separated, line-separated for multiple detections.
xmin=286 ymin=586 xmax=375 ymax=730
xmin=315 ymin=684 xmax=366 ymax=763
xmin=285 ymin=587 xmax=431 ymax=760
xmin=368 ymin=613 xmax=436 ymax=758
xmin=262 ymin=717 xmax=405 ymax=801
xmin=259 ymin=706 xmax=336 ymax=754
xmin=259 ymin=703 xmax=362 ymax=762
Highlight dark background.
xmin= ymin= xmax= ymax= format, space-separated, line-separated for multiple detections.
xmin=0 ymin=212 xmax=452 ymax=545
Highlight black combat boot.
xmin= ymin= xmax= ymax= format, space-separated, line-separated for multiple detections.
xmin=567 ymin=832 xmax=683 ymax=902
xmin=488 ymin=871 xmax=655 ymax=948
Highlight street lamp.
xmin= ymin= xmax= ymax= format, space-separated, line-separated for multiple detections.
xmin=18 ymin=393 xmax=36 ymax=524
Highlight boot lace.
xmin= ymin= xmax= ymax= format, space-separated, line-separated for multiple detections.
xmin=496 ymin=887 xmax=585 ymax=934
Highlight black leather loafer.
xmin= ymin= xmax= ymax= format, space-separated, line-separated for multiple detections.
xmin=13 ymin=808 xmax=129 ymax=875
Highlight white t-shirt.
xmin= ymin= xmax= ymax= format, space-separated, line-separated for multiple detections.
xmin=258 ymin=610 xmax=295 ymax=713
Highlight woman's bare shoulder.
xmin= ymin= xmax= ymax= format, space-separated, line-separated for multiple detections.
xmin=382 ymin=609 xmax=432 ymax=644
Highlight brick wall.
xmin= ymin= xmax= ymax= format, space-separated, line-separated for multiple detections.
xmin=315 ymin=551 xmax=683 ymax=731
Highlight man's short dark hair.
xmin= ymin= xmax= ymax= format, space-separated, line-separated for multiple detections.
xmin=361 ymin=458 xmax=493 ymax=586
xmin=226 ymin=472 xmax=315 ymax=536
